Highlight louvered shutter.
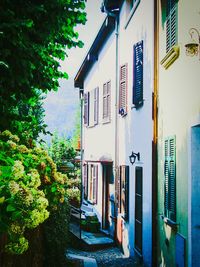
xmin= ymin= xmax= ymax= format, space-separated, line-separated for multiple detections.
xmin=133 ymin=41 xmax=143 ymax=107
xmin=119 ymin=64 xmax=128 ymax=115
xmin=166 ymin=0 xmax=177 ymax=53
xmin=103 ymin=83 xmax=108 ymax=119
xmin=107 ymin=81 xmax=111 ymax=120
xmin=164 ymin=136 xmax=176 ymax=221
xmin=84 ymin=92 xmax=89 ymax=126
xmin=103 ymin=81 xmax=111 ymax=121
xmin=94 ymin=87 xmax=99 ymax=125
xmin=83 ymin=164 xmax=88 ymax=199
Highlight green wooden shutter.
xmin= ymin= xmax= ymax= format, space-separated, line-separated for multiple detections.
xmin=166 ymin=0 xmax=178 ymax=53
xmin=133 ymin=40 xmax=143 ymax=107
xmin=164 ymin=136 xmax=176 ymax=221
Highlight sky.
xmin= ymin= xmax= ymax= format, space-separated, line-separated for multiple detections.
xmin=42 ymin=0 xmax=106 ymax=143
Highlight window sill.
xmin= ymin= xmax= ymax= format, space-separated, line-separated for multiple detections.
xmin=124 ymin=0 xmax=141 ymax=29
xmin=161 ymin=215 xmax=179 ymax=230
xmin=160 ymin=45 xmax=180 ymax=69
xmin=131 ymin=101 xmax=144 ymax=109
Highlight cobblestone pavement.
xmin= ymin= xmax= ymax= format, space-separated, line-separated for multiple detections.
xmin=67 ymin=247 xmax=144 ymax=267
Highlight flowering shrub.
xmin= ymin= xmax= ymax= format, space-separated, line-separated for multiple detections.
xmin=0 ymin=130 xmax=68 ymax=254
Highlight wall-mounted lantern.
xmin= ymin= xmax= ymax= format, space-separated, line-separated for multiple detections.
xmin=185 ymin=28 xmax=200 ymax=60
xmin=129 ymin=151 xmax=140 ymax=165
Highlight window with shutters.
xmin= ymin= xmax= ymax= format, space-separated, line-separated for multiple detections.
xmin=119 ymin=165 xmax=129 ymax=221
xmin=119 ymin=64 xmax=128 ymax=116
xmin=87 ymin=87 xmax=99 ymax=127
xmin=83 ymin=164 xmax=88 ymax=200
xmin=133 ymin=40 xmax=143 ymax=108
xmin=164 ymin=136 xmax=176 ymax=222
xmin=84 ymin=92 xmax=89 ymax=126
xmin=103 ymin=81 xmax=111 ymax=123
xmin=88 ymin=164 xmax=98 ymax=204
xmin=166 ymin=0 xmax=178 ymax=53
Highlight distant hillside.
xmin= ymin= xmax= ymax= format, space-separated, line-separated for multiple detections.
xmin=42 ymin=78 xmax=79 ymax=143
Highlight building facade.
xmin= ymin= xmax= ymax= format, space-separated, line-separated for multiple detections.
xmin=156 ymin=0 xmax=200 ymax=266
xmin=75 ymin=1 xmax=155 ymax=266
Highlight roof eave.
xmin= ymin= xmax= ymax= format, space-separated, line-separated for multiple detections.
xmin=74 ymin=15 xmax=116 ymax=89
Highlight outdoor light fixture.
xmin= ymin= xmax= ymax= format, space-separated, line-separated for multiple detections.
xmin=129 ymin=151 xmax=140 ymax=165
xmin=185 ymin=28 xmax=200 ymax=60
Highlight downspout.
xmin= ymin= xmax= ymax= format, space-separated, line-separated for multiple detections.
xmin=101 ymin=3 xmax=120 ymax=240
xmin=114 ymin=15 xmax=119 ymax=241
xmin=80 ymin=88 xmax=84 ymax=239
xmin=152 ymin=0 xmax=158 ymax=265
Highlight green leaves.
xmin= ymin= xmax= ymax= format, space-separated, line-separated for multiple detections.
xmin=6 ymin=204 xmax=16 ymax=212
xmin=0 ymin=0 xmax=86 ymax=141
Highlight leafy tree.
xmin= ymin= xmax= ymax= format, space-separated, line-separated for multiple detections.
xmin=0 ymin=0 xmax=86 ymax=139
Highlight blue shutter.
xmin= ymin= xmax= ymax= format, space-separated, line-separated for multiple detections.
xmin=133 ymin=40 xmax=143 ymax=107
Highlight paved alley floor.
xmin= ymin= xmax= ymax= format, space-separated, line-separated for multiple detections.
xmin=66 ymin=246 xmax=144 ymax=267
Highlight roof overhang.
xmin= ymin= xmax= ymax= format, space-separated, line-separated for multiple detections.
xmin=74 ymin=15 xmax=116 ymax=89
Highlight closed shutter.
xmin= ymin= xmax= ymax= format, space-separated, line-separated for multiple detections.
xmin=83 ymin=164 xmax=88 ymax=199
xmin=119 ymin=64 xmax=128 ymax=115
xmin=166 ymin=0 xmax=177 ymax=53
xmin=164 ymin=136 xmax=176 ymax=222
xmin=84 ymin=92 xmax=89 ymax=126
xmin=133 ymin=40 xmax=143 ymax=107
xmin=94 ymin=87 xmax=99 ymax=125
xmin=107 ymin=81 xmax=111 ymax=120
xmin=103 ymin=81 xmax=111 ymax=122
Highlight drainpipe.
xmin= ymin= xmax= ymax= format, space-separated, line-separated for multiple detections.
xmin=152 ymin=0 xmax=158 ymax=265
xmin=101 ymin=3 xmax=120 ymax=240
xmin=79 ymin=88 xmax=84 ymax=240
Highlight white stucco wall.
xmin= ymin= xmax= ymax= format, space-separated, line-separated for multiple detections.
xmin=117 ymin=1 xmax=154 ymax=265
xmin=82 ymin=31 xmax=117 ymax=223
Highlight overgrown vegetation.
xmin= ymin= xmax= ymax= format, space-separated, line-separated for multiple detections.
xmin=0 ymin=0 xmax=86 ymax=141
xmin=0 ymin=130 xmax=69 ymax=254
xmin=0 ymin=1 xmax=85 ymax=264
